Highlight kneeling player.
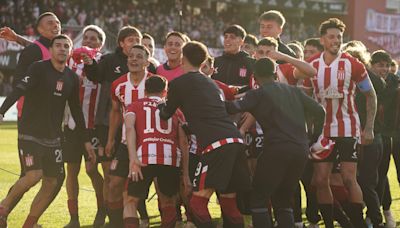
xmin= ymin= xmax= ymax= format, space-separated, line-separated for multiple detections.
xmin=123 ymin=75 xmax=190 ymax=228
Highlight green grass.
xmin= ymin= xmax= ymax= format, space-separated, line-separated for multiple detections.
xmin=1 ymin=122 xmax=399 ymax=227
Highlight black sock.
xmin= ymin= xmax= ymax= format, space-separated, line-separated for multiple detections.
xmin=333 ymin=205 xmax=353 ymax=228
xmin=275 ymin=208 xmax=294 ymax=228
xmin=319 ymin=204 xmax=334 ymax=228
xmin=342 ymin=203 xmax=367 ymax=228
xmin=108 ymin=208 xmax=123 ymax=228
xmin=251 ymin=208 xmax=272 ymax=228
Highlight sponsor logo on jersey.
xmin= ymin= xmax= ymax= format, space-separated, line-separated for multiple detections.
xmin=337 ymin=67 xmax=345 ymax=80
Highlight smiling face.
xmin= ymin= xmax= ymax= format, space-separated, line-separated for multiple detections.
xmin=320 ymin=28 xmax=343 ymax=56
xmin=259 ymin=20 xmax=282 ymax=39
xmin=37 ymin=15 xmax=61 ymax=40
xmin=164 ymin=35 xmax=185 ymax=62
xmin=120 ymin=35 xmax=141 ymax=56
xmin=50 ymin=38 xmax=72 ymax=64
xmin=82 ymin=30 xmax=102 ymax=49
xmin=223 ymin=33 xmax=243 ymax=55
xmin=127 ymin=47 xmax=149 ymax=73
xmin=371 ymin=61 xmax=390 ymax=79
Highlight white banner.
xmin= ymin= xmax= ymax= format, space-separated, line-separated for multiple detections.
xmin=366 ymin=9 xmax=400 ymax=34
xmin=0 ymin=97 xmax=18 ymax=121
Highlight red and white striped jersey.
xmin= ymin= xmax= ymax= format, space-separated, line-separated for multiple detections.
xmin=276 ymin=63 xmax=302 ymax=87
xmin=303 ymin=52 xmax=368 ymax=137
xmin=65 ymin=53 xmax=102 ymax=129
xmin=111 ymin=72 xmax=149 ymax=142
xmin=125 ymin=97 xmax=182 ymax=167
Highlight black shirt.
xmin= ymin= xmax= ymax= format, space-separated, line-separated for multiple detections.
xmin=381 ymin=73 xmax=400 ymax=136
xmin=277 ymin=38 xmax=297 ymax=64
xmin=13 ymin=36 xmax=51 ymax=87
xmin=226 ymin=81 xmax=325 ymax=147
xmin=159 ymin=71 xmax=242 ymax=149
xmin=84 ymin=47 xmax=129 ymax=126
xmin=212 ymin=51 xmax=255 ymax=86
xmin=355 ymin=70 xmax=385 ymax=134
xmin=0 ymin=60 xmax=88 ymax=145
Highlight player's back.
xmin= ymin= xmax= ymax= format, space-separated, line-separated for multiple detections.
xmin=127 ymin=97 xmax=181 ymax=166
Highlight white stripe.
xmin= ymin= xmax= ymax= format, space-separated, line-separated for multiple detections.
xmin=226 ymin=138 xmax=234 ymax=143
xmin=202 ymin=165 xmax=208 ymax=173
xmin=211 ymin=141 xmax=221 ymax=149
xmin=148 ymin=143 xmax=157 ymax=164
xmin=163 ymin=144 xmax=172 ymax=165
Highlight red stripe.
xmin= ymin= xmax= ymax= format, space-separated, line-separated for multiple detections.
xmin=336 ymin=61 xmax=345 ymax=136
xmin=119 ymin=85 xmax=126 ymax=104
xmin=199 ymin=170 xmax=207 ymax=190
xmin=202 ymin=138 xmax=244 ymax=154
xmin=347 ymin=81 xmax=357 ymax=136
xmin=157 ymin=143 xmax=164 ymax=165
xmin=132 ymin=89 xmax=139 ymax=102
xmin=324 ymin=67 xmax=332 ymax=137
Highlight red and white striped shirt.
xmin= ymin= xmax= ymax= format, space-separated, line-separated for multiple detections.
xmin=111 ymin=72 xmax=149 ymax=142
xmin=65 ymin=53 xmax=101 ymax=129
xmin=125 ymin=97 xmax=183 ymax=167
xmin=303 ymin=52 xmax=368 ymax=137
xmin=276 ymin=63 xmax=302 ymax=87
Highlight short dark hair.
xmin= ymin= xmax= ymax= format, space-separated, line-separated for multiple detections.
xmin=145 ymin=75 xmax=167 ymax=94
xmin=371 ymin=50 xmax=392 ymax=65
xmin=183 ymin=41 xmax=208 ymax=67
xmin=288 ymin=43 xmax=303 ymax=59
xmin=258 ymin=37 xmax=278 ymax=49
xmin=36 ymin=12 xmax=58 ymax=29
xmin=117 ymin=26 xmax=142 ymax=45
xmin=130 ymin=44 xmax=150 ymax=58
xmin=142 ymin=33 xmax=154 ymax=42
xmin=319 ymin=18 xmax=346 ymax=36
xmin=50 ymin=34 xmax=73 ymax=47
xmin=83 ymin=25 xmax=106 ymax=47
xmin=254 ymin=58 xmax=276 ymax=79
xmin=304 ymin=38 xmax=323 ymax=52
xmin=259 ymin=10 xmax=286 ymax=27
xmin=223 ymin=24 xmax=247 ymax=39
xmin=165 ymin=31 xmax=186 ymax=44
xmin=244 ymin=34 xmax=258 ymax=46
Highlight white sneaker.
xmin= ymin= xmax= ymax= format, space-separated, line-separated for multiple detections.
xmin=308 ymin=223 xmax=319 ymax=228
xmin=384 ymin=210 xmax=396 ymax=228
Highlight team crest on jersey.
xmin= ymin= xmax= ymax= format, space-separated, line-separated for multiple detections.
xmin=337 ymin=68 xmax=345 ymax=80
xmin=110 ymin=159 xmax=118 ymax=170
xmin=25 ymin=154 xmax=34 ymax=167
xmin=239 ymin=67 xmax=247 ymax=77
xmin=56 ymin=80 xmax=64 ymax=92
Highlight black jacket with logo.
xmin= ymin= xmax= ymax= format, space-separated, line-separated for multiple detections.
xmin=212 ymin=51 xmax=255 ymax=86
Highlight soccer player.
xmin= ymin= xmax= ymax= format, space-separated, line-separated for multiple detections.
xmin=142 ymin=33 xmax=160 ymax=72
xmin=105 ymin=44 xmax=152 ymax=227
xmin=159 ymin=41 xmax=251 ymax=228
xmin=241 ymin=34 xmax=258 ymax=58
xmin=303 ymin=18 xmax=377 ymax=228
xmin=304 ymin=38 xmax=324 ymax=61
xmin=225 ymin=57 xmax=325 ymax=228
xmin=212 ymin=24 xmax=254 ymax=86
xmin=0 ymin=34 xmax=95 ymax=228
xmin=0 ymin=12 xmax=64 ymax=226
xmin=258 ymin=10 xmax=296 ymax=60
xmin=123 ymin=75 xmax=190 ymax=227
xmin=156 ymin=31 xmax=186 ymax=81
xmin=63 ymin=25 xmax=108 ymax=228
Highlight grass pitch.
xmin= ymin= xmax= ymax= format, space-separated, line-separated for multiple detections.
xmin=0 ymin=122 xmax=399 ymax=227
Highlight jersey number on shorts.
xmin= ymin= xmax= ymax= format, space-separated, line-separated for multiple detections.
xmin=143 ymin=107 xmax=172 ymax=134
xmin=54 ymin=149 xmax=62 ymax=163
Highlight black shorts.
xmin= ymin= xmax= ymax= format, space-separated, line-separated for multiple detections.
xmin=314 ymin=137 xmax=358 ymax=163
xmin=247 ymin=132 xmax=264 ymax=159
xmin=192 ymin=143 xmax=251 ymax=194
xmin=109 ymin=143 xmax=129 ymax=178
xmin=63 ymin=127 xmax=112 ymax=163
xmin=18 ymin=139 xmax=64 ymax=177
xmin=188 ymin=152 xmax=200 ymax=182
xmin=96 ymin=125 xmax=122 ymax=148
xmin=127 ymin=165 xmax=180 ymax=199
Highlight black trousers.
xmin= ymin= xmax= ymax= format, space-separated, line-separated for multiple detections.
xmin=358 ymin=134 xmax=383 ymax=225
xmin=251 ymin=142 xmax=308 ymax=227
